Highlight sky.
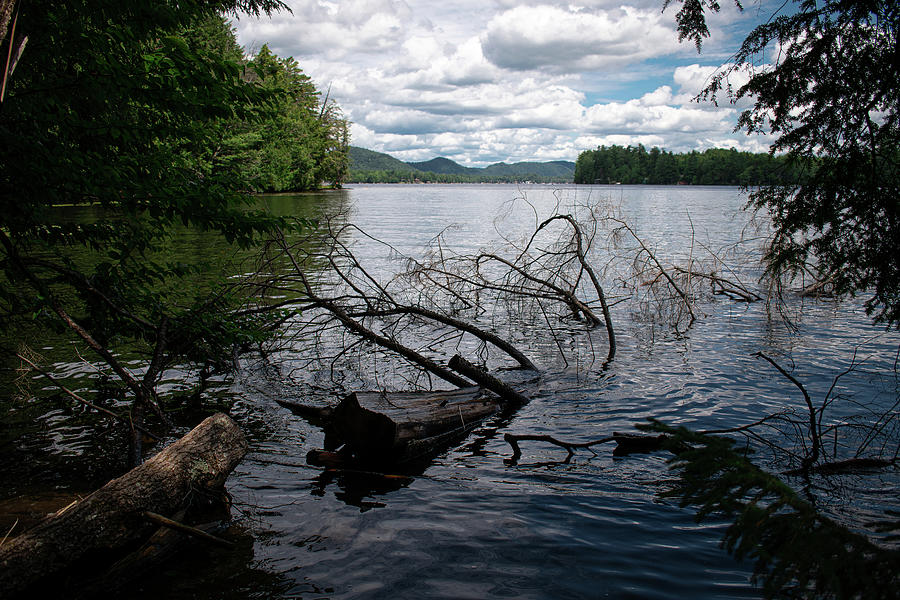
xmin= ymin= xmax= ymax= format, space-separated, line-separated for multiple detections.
xmin=233 ymin=0 xmax=778 ymax=167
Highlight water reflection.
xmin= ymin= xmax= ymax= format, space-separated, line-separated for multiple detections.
xmin=311 ymin=468 xmax=415 ymax=512
xmin=2 ymin=184 xmax=898 ymax=599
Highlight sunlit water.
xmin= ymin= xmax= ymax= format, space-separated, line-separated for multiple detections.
xmin=2 ymin=184 xmax=898 ymax=599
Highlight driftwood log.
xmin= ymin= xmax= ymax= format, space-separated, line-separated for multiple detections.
xmin=279 ymin=356 xmax=533 ymax=468
xmin=328 ymin=387 xmax=502 ymax=464
xmin=0 ymin=412 xmax=247 ymax=597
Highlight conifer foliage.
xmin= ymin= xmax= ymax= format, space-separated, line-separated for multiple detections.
xmin=648 ymin=422 xmax=900 ymax=599
xmin=666 ymin=0 xmax=900 ymax=326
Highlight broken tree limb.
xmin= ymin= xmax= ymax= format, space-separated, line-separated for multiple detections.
xmin=532 ymin=214 xmax=616 ymax=361
xmin=448 ymin=354 xmax=530 ymax=407
xmin=273 ymin=229 xmax=474 ymax=389
xmin=0 ymin=413 xmax=247 ymax=598
xmin=354 ymin=304 xmax=539 ymax=371
xmin=504 ymin=433 xmax=616 ymax=460
xmin=273 ymin=398 xmax=334 ymax=424
xmin=754 ymin=351 xmax=821 ymax=471
xmin=609 ymin=217 xmax=696 ymax=326
xmin=503 ymin=432 xmax=670 ymax=462
xmin=671 ymin=265 xmax=762 ymax=302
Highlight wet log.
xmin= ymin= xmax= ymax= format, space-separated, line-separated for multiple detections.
xmin=274 ymin=398 xmax=334 ymax=425
xmin=611 ymin=432 xmax=669 ymax=456
xmin=447 ymin=354 xmax=530 ymax=407
xmin=0 ymin=413 xmax=247 ymax=598
xmin=328 ymin=387 xmax=501 ymax=463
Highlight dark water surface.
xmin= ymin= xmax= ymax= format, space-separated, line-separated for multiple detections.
xmin=3 ymin=184 xmax=898 ymax=599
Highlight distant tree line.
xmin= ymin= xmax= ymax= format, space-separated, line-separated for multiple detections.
xmin=574 ymin=145 xmax=805 ymax=186
xmin=348 ymin=170 xmax=572 ymax=184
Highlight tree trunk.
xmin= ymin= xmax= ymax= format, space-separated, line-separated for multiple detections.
xmin=329 ymin=387 xmax=501 ymax=460
xmin=0 ymin=413 xmax=247 ymax=598
xmin=0 ymin=0 xmax=15 ymax=45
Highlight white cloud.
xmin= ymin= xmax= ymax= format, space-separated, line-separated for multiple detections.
xmin=234 ymin=0 xmax=421 ymax=60
xmin=638 ymin=86 xmax=673 ymax=107
xmin=481 ymin=5 xmax=682 ymax=72
xmin=584 ymin=98 xmax=734 ymax=135
xmin=674 ymin=63 xmax=761 ymax=108
xmin=233 ymin=1 xmax=774 ymax=166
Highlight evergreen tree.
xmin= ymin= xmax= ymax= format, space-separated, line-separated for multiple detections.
xmin=666 ymin=0 xmax=900 ymax=326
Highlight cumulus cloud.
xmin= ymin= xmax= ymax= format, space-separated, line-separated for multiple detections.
xmin=233 ymin=1 xmax=771 ymax=166
xmin=674 ymin=63 xmax=761 ymax=109
xmin=234 ymin=0 xmax=421 ymax=60
xmin=583 ymin=91 xmax=736 ymax=135
xmin=481 ymin=5 xmax=682 ymax=72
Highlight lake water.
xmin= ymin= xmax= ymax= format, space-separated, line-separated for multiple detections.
xmin=3 ymin=184 xmax=898 ymax=599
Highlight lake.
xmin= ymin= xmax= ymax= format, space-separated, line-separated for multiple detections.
xmin=2 ymin=184 xmax=898 ymax=599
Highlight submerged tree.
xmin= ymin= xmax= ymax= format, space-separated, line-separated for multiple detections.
xmin=665 ymin=0 xmax=900 ymax=326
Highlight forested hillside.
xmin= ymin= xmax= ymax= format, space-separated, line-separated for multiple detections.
xmin=350 ymin=144 xmax=803 ymax=186
xmin=349 ymin=146 xmax=413 ymax=171
xmin=348 ymin=147 xmax=576 ymax=183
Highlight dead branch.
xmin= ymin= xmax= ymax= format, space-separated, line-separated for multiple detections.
xmin=531 ymin=214 xmax=615 ymax=361
xmin=353 ymin=304 xmax=538 ymax=371
xmin=754 ymin=351 xmax=821 ymax=470
xmin=143 ymin=511 xmax=234 ymax=548
xmin=15 ymin=352 xmax=161 ymax=441
xmin=503 ymin=432 xmax=669 ymax=462
xmin=448 ymin=354 xmax=530 ymax=406
xmin=608 ymin=216 xmax=696 ymax=327
xmin=671 ymin=265 xmax=762 ymax=302
xmin=247 ymin=200 xmax=762 ymax=397
xmin=245 ymin=207 xmax=615 ymax=395
xmin=504 ymin=433 xmax=615 ymax=460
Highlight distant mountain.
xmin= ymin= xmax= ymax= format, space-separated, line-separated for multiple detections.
xmin=483 ymin=161 xmax=576 ymax=178
xmin=407 ymin=157 xmax=476 ymax=175
xmin=349 ymin=146 xmax=415 ymax=172
xmin=348 ymin=146 xmax=575 ymax=182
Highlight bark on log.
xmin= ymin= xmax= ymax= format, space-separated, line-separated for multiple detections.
xmin=330 ymin=387 xmax=501 ymax=459
xmin=0 ymin=413 xmax=247 ymax=598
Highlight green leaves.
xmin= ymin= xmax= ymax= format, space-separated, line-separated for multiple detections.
xmin=0 ymin=2 xmax=330 ymax=405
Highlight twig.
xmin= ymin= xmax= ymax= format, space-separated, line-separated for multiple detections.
xmin=0 ymin=520 xmax=17 ymax=549
xmin=754 ymin=351 xmax=820 ymax=470
xmin=15 ymin=352 xmax=161 ymax=441
xmin=143 ymin=511 xmax=234 ymax=548
xmin=610 ymin=217 xmax=696 ymax=325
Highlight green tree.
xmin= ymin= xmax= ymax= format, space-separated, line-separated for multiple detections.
xmin=666 ymin=0 xmax=900 ymax=325
xmin=0 ymin=0 xmax=297 ymax=465
xmin=223 ymin=43 xmax=349 ymax=192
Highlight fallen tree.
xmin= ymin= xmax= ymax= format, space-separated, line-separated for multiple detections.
xmin=244 ymin=205 xmax=623 ymax=398
xmin=0 ymin=412 xmax=247 ymax=598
